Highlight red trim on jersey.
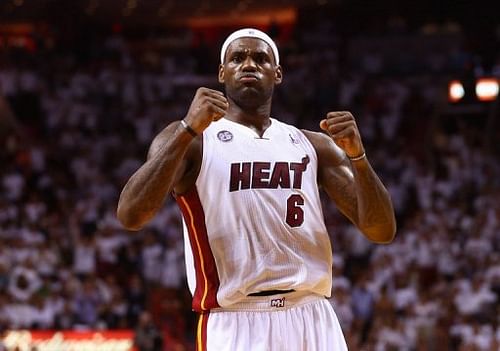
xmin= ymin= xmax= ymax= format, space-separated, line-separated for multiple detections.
xmin=176 ymin=189 xmax=220 ymax=312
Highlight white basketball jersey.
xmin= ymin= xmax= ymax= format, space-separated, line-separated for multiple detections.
xmin=176 ymin=117 xmax=333 ymax=312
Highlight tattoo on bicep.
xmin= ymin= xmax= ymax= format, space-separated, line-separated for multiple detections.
xmin=326 ymin=168 xmax=358 ymax=222
xmin=335 ymin=180 xmax=358 ymax=222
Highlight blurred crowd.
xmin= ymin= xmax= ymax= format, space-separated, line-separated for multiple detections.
xmin=1 ymin=8 xmax=500 ymax=351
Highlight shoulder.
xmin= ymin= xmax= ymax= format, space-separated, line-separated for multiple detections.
xmin=301 ymin=129 xmax=346 ymax=166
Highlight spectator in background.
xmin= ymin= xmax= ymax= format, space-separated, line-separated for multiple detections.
xmin=125 ymin=274 xmax=146 ymax=326
xmin=7 ymin=262 xmax=42 ymax=303
xmin=72 ymin=235 xmax=97 ymax=278
xmin=72 ymin=277 xmax=102 ymax=328
xmin=351 ymin=272 xmax=375 ymax=345
xmin=54 ymin=300 xmax=78 ymax=330
xmin=134 ymin=311 xmax=163 ymax=351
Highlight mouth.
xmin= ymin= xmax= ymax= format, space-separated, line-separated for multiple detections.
xmin=238 ymin=74 xmax=259 ymax=83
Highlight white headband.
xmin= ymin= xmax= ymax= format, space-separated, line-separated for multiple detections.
xmin=220 ymin=28 xmax=280 ymax=65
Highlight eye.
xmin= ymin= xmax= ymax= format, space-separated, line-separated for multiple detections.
xmin=231 ymin=54 xmax=243 ymax=63
xmin=254 ymin=53 xmax=270 ymax=64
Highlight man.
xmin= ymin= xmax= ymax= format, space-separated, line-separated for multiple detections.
xmin=133 ymin=311 xmax=163 ymax=351
xmin=117 ymin=28 xmax=396 ymax=351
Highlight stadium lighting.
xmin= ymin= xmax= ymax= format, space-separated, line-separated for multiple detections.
xmin=448 ymin=80 xmax=465 ymax=102
xmin=475 ymin=78 xmax=499 ymax=102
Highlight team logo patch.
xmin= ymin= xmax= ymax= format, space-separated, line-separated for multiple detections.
xmin=270 ymin=297 xmax=286 ymax=308
xmin=217 ymin=130 xmax=233 ymax=142
xmin=289 ymin=133 xmax=299 ymax=145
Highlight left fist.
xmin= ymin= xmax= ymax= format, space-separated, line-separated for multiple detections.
xmin=320 ymin=111 xmax=365 ymax=158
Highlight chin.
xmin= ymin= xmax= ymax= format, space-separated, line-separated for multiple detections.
xmin=229 ymin=86 xmax=273 ymax=108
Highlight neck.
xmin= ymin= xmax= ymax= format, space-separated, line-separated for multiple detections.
xmin=225 ymin=97 xmax=272 ymax=135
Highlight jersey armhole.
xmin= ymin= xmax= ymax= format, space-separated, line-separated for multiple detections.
xmin=298 ymin=129 xmax=320 ymax=179
xmin=173 ymin=134 xmax=204 ymax=196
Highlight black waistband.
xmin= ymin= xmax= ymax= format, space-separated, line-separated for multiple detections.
xmin=247 ymin=289 xmax=295 ymax=297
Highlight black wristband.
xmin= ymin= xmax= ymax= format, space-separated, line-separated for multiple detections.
xmin=180 ymin=120 xmax=197 ymax=137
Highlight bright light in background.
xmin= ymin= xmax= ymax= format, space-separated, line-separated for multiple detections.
xmin=126 ymin=0 xmax=137 ymax=9
xmin=448 ymin=80 xmax=464 ymax=102
xmin=475 ymin=78 xmax=499 ymax=102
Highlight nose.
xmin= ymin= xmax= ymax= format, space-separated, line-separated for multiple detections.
xmin=241 ymin=56 xmax=257 ymax=71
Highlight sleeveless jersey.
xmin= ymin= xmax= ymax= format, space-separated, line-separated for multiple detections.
xmin=176 ymin=117 xmax=333 ymax=312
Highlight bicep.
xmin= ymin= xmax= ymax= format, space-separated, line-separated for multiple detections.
xmin=303 ymin=130 xmax=359 ymax=224
xmin=319 ymin=157 xmax=359 ymax=224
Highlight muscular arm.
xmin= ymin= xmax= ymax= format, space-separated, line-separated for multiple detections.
xmin=117 ymin=87 xmax=227 ymax=231
xmin=304 ymin=130 xmax=396 ymax=243
xmin=116 ymin=121 xmax=200 ymax=230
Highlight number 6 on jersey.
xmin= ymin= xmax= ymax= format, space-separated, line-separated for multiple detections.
xmin=286 ymin=194 xmax=304 ymax=227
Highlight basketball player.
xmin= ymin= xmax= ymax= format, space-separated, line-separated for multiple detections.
xmin=117 ymin=28 xmax=396 ymax=351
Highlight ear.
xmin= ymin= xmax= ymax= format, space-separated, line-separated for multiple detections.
xmin=274 ymin=65 xmax=283 ymax=85
xmin=218 ymin=64 xmax=225 ymax=83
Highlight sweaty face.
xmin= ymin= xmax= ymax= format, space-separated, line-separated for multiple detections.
xmin=219 ymin=38 xmax=282 ymax=109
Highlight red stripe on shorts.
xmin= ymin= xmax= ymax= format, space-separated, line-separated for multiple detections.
xmin=196 ymin=312 xmax=209 ymax=351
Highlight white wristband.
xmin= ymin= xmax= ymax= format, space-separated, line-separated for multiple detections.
xmin=348 ymin=152 xmax=366 ymax=162
xmin=180 ymin=119 xmax=197 ymax=137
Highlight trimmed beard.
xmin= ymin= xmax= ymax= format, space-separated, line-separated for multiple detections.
xmin=225 ymin=83 xmax=274 ymax=111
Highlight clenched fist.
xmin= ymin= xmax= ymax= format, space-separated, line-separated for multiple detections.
xmin=184 ymin=87 xmax=228 ymax=134
xmin=320 ymin=111 xmax=365 ymax=159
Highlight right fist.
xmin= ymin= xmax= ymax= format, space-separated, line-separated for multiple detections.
xmin=184 ymin=87 xmax=228 ymax=134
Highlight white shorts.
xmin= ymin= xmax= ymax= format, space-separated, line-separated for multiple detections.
xmin=195 ymin=291 xmax=348 ymax=351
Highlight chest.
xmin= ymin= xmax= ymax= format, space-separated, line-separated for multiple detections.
xmin=203 ymin=127 xmax=314 ymax=192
